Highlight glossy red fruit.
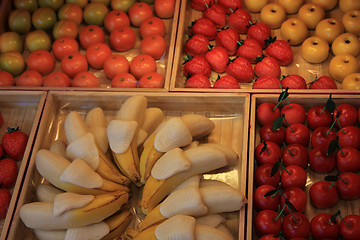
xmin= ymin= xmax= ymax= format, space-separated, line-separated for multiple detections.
xmin=265 ymin=38 xmax=293 ymax=66
xmin=79 ymin=25 xmax=105 ymax=50
xmin=60 ymin=53 xmax=88 ymax=79
xmin=260 ymin=122 xmax=285 ymax=146
xmin=0 ymin=188 xmax=11 ymax=219
xmin=104 ymin=10 xmax=130 ymax=33
xmin=183 ymin=55 xmax=211 ymax=78
xmin=109 ymin=26 xmax=136 ymax=52
xmin=337 ymin=126 xmax=360 ymax=149
xmin=52 ymin=36 xmax=79 ymax=61
xmin=16 ymin=70 xmax=43 ymax=87
xmin=254 ymin=56 xmax=281 ymax=78
xmin=130 ymin=54 xmax=157 ymax=79
xmin=212 ymin=75 xmax=240 ymax=89
xmin=0 ymin=158 xmax=18 ymax=188
xmin=205 ymin=46 xmax=229 ymax=73
xmin=191 ymin=0 xmax=215 ymax=11
xmin=236 ymin=38 xmax=263 ymax=64
xmin=254 ymin=184 xmax=280 ymax=211
xmin=255 ymin=141 xmax=282 ymax=165
xmin=72 ymin=72 xmax=99 ymax=88
xmin=247 ymin=22 xmax=271 ymax=49
xmin=254 ymin=210 xmax=282 ymax=237
xmin=228 ymin=8 xmax=252 ymax=34
xmin=111 ymin=72 xmax=137 ymax=88
xmin=282 ymin=144 xmax=309 ymax=169
xmin=139 ymin=16 xmax=165 ymax=38
xmin=309 ymin=147 xmax=336 ymax=173
xmin=280 ymin=165 xmax=307 ymax=189
xmin=307 ymin=105 xmax=332 ymax=130
xmin=26 ymin=49 xmax=55 ymax=75
xmin=139 ymin=72 xmax=164 ymax=88
xmin=184 ymin=34 xmax=210 ymax=56
xmin=225 ymin=56 xmax=254 ymax=83
xmin=336 ymin=172 xmax=360 ymax=200
xmin=309 ymin=75 xmax=338 ymax=89
xmin=280 ymin=103 xmax=306 ymax=126
xmin=340 ymin=215 xmax=360 ymax=240
xmin=0 ymin=71 xmax=14 ymax=86
xmin=311 ymin=127 xmax=337 ymax=148
xmin=310 ymin=213 xmax=339 ymax=240
xmin=281 ymin=75 xmax=307 ymax=89
xmin=256 ymin=102 xmax=281 ymax=126
xmin=184 ymin=74 xmax=211 ymax=88
xmin=190 ymin=17 xmax=217 ymax=40
xmin=285 ymin=123 xmax=310 ymax=147
xmin=309 ymin=180 xmax=338 ymax=209
xmin=336 ymin=147 xmax=360 ymax=172
xmin=85 ymin=43 xmax=112 ymax=69
xmin=215 ymin=28 xmax=240 ymax=56
xmin=43 ymin=72 xmax=71 ymax=87
xmin=253 ymin=75 xmax=281 ymax=89
xmin=282 ymin=212 xmax=310 ymax=239
xmin=280 ymin=186 xmax=307 ymax=214
xmin=333 ymin=104 xmax=358 ymax=128
xmin=217 ymin=0 xmax=243 ymax=14
xmin=254 ymin=163 xmax=280 ymax=187
xmin=2 ymin=127 xmax=28 ymax=160
xmin=203 ymin=4 xmax=226 ymax=28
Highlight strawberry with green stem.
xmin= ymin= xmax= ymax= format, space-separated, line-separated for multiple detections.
xmin=0 ymin=188 xmax=11 ymax=219
xmin=184 ymin=73 xmax=211 ymax=88
xmin=189 ymin=18 xmax=217 ymax=40
xmin=217 ymin=0 xmax=243 ymax=14
xmin=191 ymin=0 xmax=215 ymax=11
xmin=228 ymin=7 xmax=252 ymax=34
xmin=309 ymin=75 xmax=337 ymax=89
xmin=226 ymin=56 xmax=254 ymax=83
xmin=184 ymin=34 xmax=210 ymax=56
xmin=254 ymin=54 xmax=281 ymax=78
xmin=183 ymin=54 xmax=211 ymax=78
xmin=2 ymin=127 xmax=28 ymax=161
xmin=236 ymin=38 xmax=262 ymax=63
xmin=215 ymin=27 xmax=240 ymax=55
xmin=205 ymin=45 xmax=229 ymax=73
xmin=203 ymin=3 xmax=227 ymax=28
xmin=213 ymin=75 xmax=240 ymax=89
xmin=264 ymin=36 xmax=293 ymax=66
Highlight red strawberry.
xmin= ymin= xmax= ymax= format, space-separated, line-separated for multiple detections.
xmin=0 ymin=158 xmax=18 ymax=189
xmin=226 ymin=56 xmax=254 ymax=83
xmin=218 ymin=0 xmax=243 ymax=14
xmin=228 ymin=8 xmax=252 ymax=34
xmin=183 ymin=55 xmax=212 ymax=78
xmin=0 ymin=144 xmax=4 ymax=159
xmin=185 ymin=74 xmax=211 ymax=88
xmin=205 ymin=46 xmax=229 ymax=73
xmin=2 ymin=127 xmax=28 ymax=161
xmin=309 ymin=75 xmax=338 ymax=89
xmin=253 ymin=75 xmax=281 ymax=89
xmin=247 ymin=22 xmax=271 ymax=49
xmin=236 ymin=38 xmax=263 ymax=64
xmin=190 ymin=18 xmax=217 ymax=40
xmin=0 ymin=188 xmax=11 ymax=219
xmin=184 ymin=34 xmax=210 ymax=56
xmin=0 ymin=112 xmax=3 ymax=128
xmin=215 ymin=27 xmax=240 ymax=55
xmin=191 ymin=0 xmax=215 ymax=11
xmin=203 ymin=4 xmax=227 ymax=28
xmin=213 ymin=75 xmax=240 ymax=89
xmin=254 ymin=55 xmax=281 ymax=78
xmin=281 ymin=75 xmax=307 ymax=89
xmin=265 ymin=37 xmax=293 ymax=66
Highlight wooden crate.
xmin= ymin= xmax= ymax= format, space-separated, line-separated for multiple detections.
xmin=247 ymin=94 xmax=360 ymax=239
xmin=0 ymin=0 xmax=181 ymax=91
xmin=8 ymin=91 xmax=250 ymax=240
xmin=0 ymin=91 xmax=46 ymax=240
xmin=170 ymin=0 xmax=360 ymax=93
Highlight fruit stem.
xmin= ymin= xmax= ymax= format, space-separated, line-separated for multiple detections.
xmin=321 ymin=105 xmax=326 ymax=114
xmin=337 ymin=119 xmax=346 ymax=134
xmin=339 ymin=212 xmax=351 ymax=228
xmin=288 ymin=208 xmax=298 ymax=223
xmin=282 ymin=142 xmax=294 ymax=156
xmin=327 ymin=119 xmax=337 ymax=135
xmin=309 ymin=75 xmax=316 ymax=82
xmin=229 ymin=7 xmax=234 ymax=13
xmin=275 ymin=204 xmax=286 ymax=222
xmin=339 ymin=175 xmax=347 ymax=185
xmin=328 ymin=181 xmax=335 ymax=190
xmin=282 ymin=114 xmax=294 ymax=131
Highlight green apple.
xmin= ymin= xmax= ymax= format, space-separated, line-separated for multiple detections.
xmin=14 ymin=0 xmax=38 ymax=12
xmin=0 ymin=51 xmax=26 ymax=76
xmin=111 ymin=0 xmax=137 ymax=13
xmin=39 ymin=0 xmax=65 ymax=11
xmin=8 ymin=9 xmax=31 ymax=34
xmin=66 ymin=0 xmax=88 ymax=9
xmin=25 ymin=30 xmax=52 ymax=52
xmin=90 ymin=0 xmax=110 ymax=7
xmin=32 ymin=7 xmax=57 ymax=31
xmin=0 ymin=32 xmax=23 ymax=53
xmin=83 ymin=2 xmax=109 ymax=26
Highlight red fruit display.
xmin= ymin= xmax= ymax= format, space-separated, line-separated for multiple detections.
xmin=282 ymin=212 xmax=310 ymax=239
xmin=336 ymin=147 xmax=360 ymax=172
xmin=109 ymin=26 xmax=136 ymax=52
xmin=190 ymin=18 xmax=217 ymax=40
xmin=337 ymin=126 xmax=360 ymax=149
xmin=225 ymin=56 xmax=254 ymax=83
xmin=309 ymin=147 xmax=336 ymax=173
xmin=306 ymin=105 xmax=333 ymax=130
xmin=254 ymin=56 xmax=281 ymax=78
xmin=85 ymin=43 xmax=112 ymax=69
xmin=254 ymin=163 xmax=280 ymax=187
xmin=333 ymin=104 xmax=358 ymax=128
xmin=255 ymin=141 xmax=282 ymax=165
xmin=282 ymin=144 xmax=309 ymax=169
xmin=236 ymin=38 xmax=263 ymax=64
xmin=311 ymin=213 xmax=339 ymax=240
xmin=256 ymin=102 xmax=281 ymax=126
xmin=215 ymin=28 xmax=240 ymax=56
xmin=184 ymin=74 xmax=211 ymax=88
xmin=309 ymin=180 xmax=338 ymax=209
xmin=280 ymin=186 xmax=307 ymax=214
xmin=203 ymin=4 xmax=227 ymax=28
xmin=183 ymin=55 xmax=211 ymax=78
xmin=139 ymin=16 xmax=166 ymax=38
xmin=254 ymin=184 xmax=280 ymax=211
xmin=2 ymin=127 xmax=28 ymax=161
xmin=309 ymin=75 xmax=338 ymax=89
xmin=253 ymin=75 xmax=280 ymax=89
xmin=340 ymin=215 xmax=360 ymax=240
xmin=212 ymin=75 xmax=240 ymax=89
xmin=205 ymin=46 xmax=229 ymax=73
xmin=265 ymin=38 xmax=293 ymax=66
xmin=26 ymin=49 xmax=55 ymax=75
xmin=280 ymin=103 xmax=306 ymax=126
xmin=52 ymin=37 xmax=79 ymax=61
xmin=130 ymin=54 xmax=157 ymax=79
xmin=191 ymin=0 xmax=215 ymax=11
xmin=280 ymin=75 xmax=307 ymax=89
xmin=336 ymin=172 xmax=360 ymax=200
xmin=0 ymin=188 xmax=11 ymax=219
xmin=43 ymin=72 xmax=71 ymax=87
xmin=260 ymin=122 xmax=285 ymax=146
xmin=0 ymin=158 xmax=18 ymax=189
xmin=228 ymin=8 xmax=252 ymax=34
xmin=184 ymin=34 xmax=210 ymax=56
xmin=311 ymin=127 xmax=337 ymax=148
xmin=61 ymin=53 xmax=88 ymax=79
xmin=217 ymin=0 xmax=243 ymax=14
xmin=78 ymin=25 xmax=105 ymax=50
xmin=254 ymin=210 xmax=282 ymax=237
xmin=247 ymin=22 xmax=271 ymax=49
xmin=280 ymin=165 xmax=307 ymax=189
xmin=104 ymin=10 xmax=130 ymax=33
xmin=72 ymin=72 xmax=99 ymax=88
xmin=285 ymin=123 xmax=310 ymax=147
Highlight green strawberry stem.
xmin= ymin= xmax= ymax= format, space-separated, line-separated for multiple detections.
xmin=7 ymin=127 xmax=19 ymax=133
xmin=275 ymin=204 xmax=286 ymax=222
xmin=282 ymin=142 xmax=294 ymax=156
xmin=337 ymin=118 xmax=346 ymax=134
xmin=280 ymin=161 xmax=291 ymax=175
xmin=282 ymin=114 xmax=294 ymax=132
xmin=205 ymin=2 xmax=209 ymax=8
xmin=328 ymin=181 xmax=335 ymax=190
xmin=327 ymin=117 xmax=337 ymax=135
xmin=338 ymin=210 xmax=351 ymax=228
xmin=229 ymin=7 xmax=234 ymax=13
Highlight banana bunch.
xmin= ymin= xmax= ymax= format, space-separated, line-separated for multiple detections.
xmin=131 ymin=215 xmax=235 ymax=240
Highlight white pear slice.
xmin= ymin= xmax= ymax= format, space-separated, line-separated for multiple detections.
xmin=36 ymin=184 xmax=64 ymax=202
xmin=181 ymin=114 xmax=215 ymax=139
xmin=216 ymin=224 xmax=234 ymax=239
xmin=195 ymin=224 xmax=234 ymax=240
xmin=201 ymin=143 xmax=238 ymax=167
xmin=60 ymin=159 xmax=103 ymax=189
xmin=184 ymin=146 xmax=228 ymax=173
xmin=89 ymin=127 xmax=109 ymax=154
xmin=64 ymin=111 xmax=89 ymax=144
xmin=200 ymin=179 xmax=235 ymax=189
xmin=172 ymin=175 xmax=202 ymax=193
xmin=196 ymin=214 xmax=226 ymax=228
xmin=85 ymin=107 xmax=108 ymax=128
xmin=151 ymin=148 xmax=191 ymax=180
xmin=50 ymin=139 xmax=67 ymax=158
xmin=53 ymin=192 xmax=95 ymax=217
xmin=137 ymin=128 xmax=148 ymax=147
xmin=34 ymin=229 xmax=66 ymax=240
xmin=143 ymin=120 xmax=167 ymax=147
xmin=66 ymin=133 xmax=100 ymax=170
xmin=65 ymin=221 xmax=110 ymax=240
xmin=107 ymin=120 xmax=138 ymax=154
xmin=182 ymin=140 xmax=200 ymax=151
xmin=155 ymin=215 xmax=196 ymax=240
xmin=141 ymin=107 xmax=164 ymax=136
xmin=154 ymin=117 xmax=193 ymax=152
xmin=116 ymin=95 xmax=147 ymax=126
xmin=160 ymin=186 xmax=208 ymax=218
